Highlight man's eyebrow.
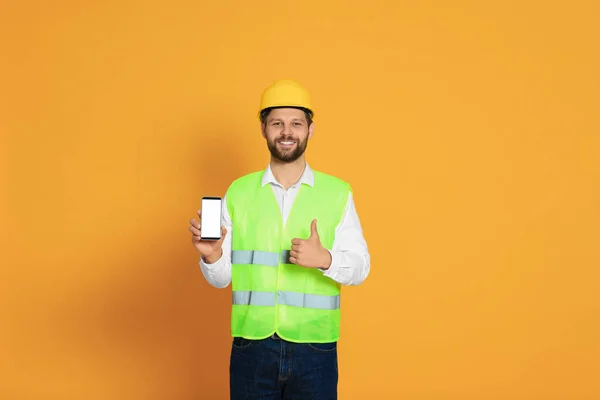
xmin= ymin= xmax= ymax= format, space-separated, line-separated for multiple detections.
xmin=268 ymin=117 xmax=305 ymax=123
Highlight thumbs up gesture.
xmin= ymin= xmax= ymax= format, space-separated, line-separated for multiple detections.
xmin=289 ymin=219 xmax=332 ymax=270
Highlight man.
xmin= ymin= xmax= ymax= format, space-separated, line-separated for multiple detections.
xmin=188 ymin=79 xmax=370 ymax=399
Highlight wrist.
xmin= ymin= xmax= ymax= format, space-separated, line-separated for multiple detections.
xmin=204 ymin=248 xmax=223 ymax=264
xmin=319 ymin=249 xmax=332 ymax=270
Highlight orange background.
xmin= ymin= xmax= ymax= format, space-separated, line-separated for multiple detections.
xmin=1 ymin=1 xmax=599 ymax=399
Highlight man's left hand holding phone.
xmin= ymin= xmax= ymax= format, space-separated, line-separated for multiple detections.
xmin=189 ymin=196 xmax=227 ymax=264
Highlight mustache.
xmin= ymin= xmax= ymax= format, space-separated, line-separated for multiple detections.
xmin=274 ymin=137 xmax=298 ymax=141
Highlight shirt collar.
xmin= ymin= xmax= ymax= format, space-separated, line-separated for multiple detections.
xmin=261 ymin=162 xmax=315 ymax=188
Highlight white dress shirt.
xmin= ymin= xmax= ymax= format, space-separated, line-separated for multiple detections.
xmin=199 ymin=163 xmax=370 ymax=288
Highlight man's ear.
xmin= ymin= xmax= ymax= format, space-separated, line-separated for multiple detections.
xmin=308 ymin=121 xmax=315 ymax=139
xmin=261 ymin=122 xmax=267 ymax=139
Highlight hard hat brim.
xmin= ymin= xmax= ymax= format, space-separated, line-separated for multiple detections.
xmin=257 ymin=106 xmax=314 ymax=121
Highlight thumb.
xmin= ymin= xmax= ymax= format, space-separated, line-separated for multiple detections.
xmin=310 ymin=219 xmax=319 ymax=239
xmin=217 ymin=226 xmax=227 ymax=243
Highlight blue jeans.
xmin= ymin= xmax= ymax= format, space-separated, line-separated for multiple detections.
xmin=229 ymin=333 xmax=338 ymax=399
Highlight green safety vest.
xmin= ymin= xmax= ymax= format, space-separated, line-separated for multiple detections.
xmin=226 ymin=169 xmax=351 ymax=343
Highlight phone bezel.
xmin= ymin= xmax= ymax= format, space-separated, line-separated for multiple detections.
xmin=200 ymin=196 xmax=222 ymax=241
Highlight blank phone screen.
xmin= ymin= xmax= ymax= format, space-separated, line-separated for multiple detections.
xmin=201 ymin=197 xmax=222 ymax=239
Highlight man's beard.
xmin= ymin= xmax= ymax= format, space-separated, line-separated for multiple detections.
xmin=267 ymin=137 xmax=308 ymax=163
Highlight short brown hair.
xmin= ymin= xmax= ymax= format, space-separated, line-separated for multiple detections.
xmin=259 ymin=107 xmax=313 ymax=126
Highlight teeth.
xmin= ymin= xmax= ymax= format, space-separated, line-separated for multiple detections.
xmin=279 ymin=141 xmax=294 ymax=145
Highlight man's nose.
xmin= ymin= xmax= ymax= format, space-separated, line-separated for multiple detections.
xmin=281 ymin=123 xmax=293 ymax=135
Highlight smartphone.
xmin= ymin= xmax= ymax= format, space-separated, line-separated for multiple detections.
xmin=200 ymin=196 xmax=223 ymax=241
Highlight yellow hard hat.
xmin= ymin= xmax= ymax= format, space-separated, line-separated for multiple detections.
xmin=258 ymin=79 xmax=313 ymax=120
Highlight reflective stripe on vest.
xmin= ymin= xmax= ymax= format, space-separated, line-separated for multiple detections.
xmin=231 ymin=250 xmax=292 ymax=266
xmin=232 ymin=290 xmax=340 ymax=310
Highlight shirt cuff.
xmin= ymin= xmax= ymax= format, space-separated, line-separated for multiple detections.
xmin=321 ymin=250 xmax=340 ymax=277
xmin=200 ymin=253 xmax=223 ymax=270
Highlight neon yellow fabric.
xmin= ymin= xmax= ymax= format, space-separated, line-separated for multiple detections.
xmin=226 ymin=170 xmax=350 ymax=343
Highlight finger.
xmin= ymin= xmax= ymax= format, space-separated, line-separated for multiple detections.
xmin=291 ymin=244 xmax=300 ymax=251
xmin=189 ymin=218 xmax=200 ymax=229
xmin=197 ymin=209 xmax=201 ymax=217
xmin=189 ymin=225 xmax=201 ymax=236
xmin=289 ymin=256 xmax=297 ymax=264
xmin=290 ymin=250 xmax=298 ymax=258
xmin=291 ymin=238 xmax=302 ymax=245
